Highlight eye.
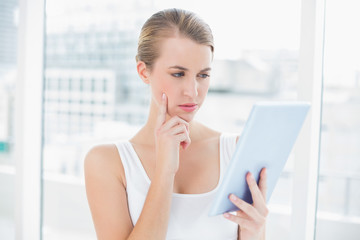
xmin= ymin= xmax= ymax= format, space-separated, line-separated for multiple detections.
xmin=171 ymin=72 xmax=185 ymax=78
xmin=198 ymin=73 xmax=210 ymax=79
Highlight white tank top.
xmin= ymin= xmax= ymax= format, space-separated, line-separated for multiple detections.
xmin=115 ymin=132 xmax=239 ymax=240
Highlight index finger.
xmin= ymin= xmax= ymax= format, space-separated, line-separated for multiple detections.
xmin=247 ymin=172 xmax=266 ymax=206
xmin=258 ymin=168 xmax=267 ymax=201
xmin=155 ymin=92 xmax=168 ymax=130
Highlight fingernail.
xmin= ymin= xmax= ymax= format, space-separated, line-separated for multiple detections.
xmin=162 ymin=93 xmax=165 ymax=100
xmin=223 ymin=213 xmax=230 ymax=218
xmin=230 ymin=194 xmax=237 ymax=201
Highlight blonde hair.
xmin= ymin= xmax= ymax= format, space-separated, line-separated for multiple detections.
xmin=136 ymin=8 xmax=214 ymax=71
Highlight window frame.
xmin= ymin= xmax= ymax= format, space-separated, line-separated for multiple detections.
xmin=14 ymin=0 xmax=45 ymax=239
xmin=291 ymin=0 xmax=326 ymax=239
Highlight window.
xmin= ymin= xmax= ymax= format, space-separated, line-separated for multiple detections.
xmin=315 ymin=1 xmax=360 ymax=239
xmin=9 ymin=0 xmax=360 ymax=239
xmin=43 ymin=0 xmax=301 ymax=239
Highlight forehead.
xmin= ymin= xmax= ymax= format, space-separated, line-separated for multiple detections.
xmin=155 ymin=37 xmax=212 ymax=71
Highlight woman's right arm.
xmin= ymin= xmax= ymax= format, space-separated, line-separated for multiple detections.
xmin=84 ymin=144 xmax=133 ymax=240
xmin=85 ymin=93 xmax=190 ymax=240
xmin=84 ymin=144 xmax=177 ymax=240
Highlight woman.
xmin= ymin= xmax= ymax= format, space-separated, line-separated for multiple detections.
xmin=84 ymin=8 xmax=268 ymax=240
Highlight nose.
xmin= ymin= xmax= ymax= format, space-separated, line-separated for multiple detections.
xmin=182 ymin=77 xmax=198 ymax=97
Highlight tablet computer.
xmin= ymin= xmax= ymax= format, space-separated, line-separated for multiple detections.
xmin=208 ymin=101 xmax=310 ymax=216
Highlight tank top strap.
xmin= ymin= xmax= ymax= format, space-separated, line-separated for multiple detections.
xmin=220 ymin=132 xmax=239 ymax=166
xmin=114 ymin=140 xmax=150 ymax=188
xmin=114 ymin=141 xmax=132 ymax=181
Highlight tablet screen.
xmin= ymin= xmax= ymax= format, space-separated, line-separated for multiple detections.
xmin=208 ymin=102 xmax=310 ymax=216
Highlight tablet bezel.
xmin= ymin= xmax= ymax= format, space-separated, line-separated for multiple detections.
xmin=208 ymin=102 xmax=310 ymax=216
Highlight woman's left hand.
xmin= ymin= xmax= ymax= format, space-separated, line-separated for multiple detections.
xmin=223 ymin=168 xmax=268 ymax=240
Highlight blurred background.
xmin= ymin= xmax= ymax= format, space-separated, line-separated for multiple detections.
xmin=0 ymin=0 xmax=359 ymax=239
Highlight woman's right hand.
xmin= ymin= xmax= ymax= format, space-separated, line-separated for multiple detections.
xmin=154 ymin=93 xmax=191 ymax=175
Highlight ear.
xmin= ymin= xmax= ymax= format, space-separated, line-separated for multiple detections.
xmin=137 ymin=61 xmax=150 ymax=84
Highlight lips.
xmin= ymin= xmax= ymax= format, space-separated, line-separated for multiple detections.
xmin=179 ymin=103 xmax=197 ymax=107
xmin=179 ymin=103 xmax=198 ymax=112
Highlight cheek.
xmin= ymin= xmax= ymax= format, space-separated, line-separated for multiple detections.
xmin=151 ymin=77 xmax=176 ymax=104
xmin=154 ymin=81 xmax=173 ymax=97
xmin=162 ymin=82 xmax=177 ymax=107
xmin=160 ymin=80 xmax=173 ymax=93
xmin=199 ymin=80 xmax=210 ymax=95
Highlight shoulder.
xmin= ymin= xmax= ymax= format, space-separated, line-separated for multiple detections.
xmin=84 ymin=144 xmax=119 ymax=167
xmin=84 ymin=143 xmax=126 ymax=187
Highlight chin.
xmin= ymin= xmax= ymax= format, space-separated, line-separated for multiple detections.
xmin=181 ymin=115 xmax=195 ymax=123
xmin=168 ymin=110 xmax=195 ymax=123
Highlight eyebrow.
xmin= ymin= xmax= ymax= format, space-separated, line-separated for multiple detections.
xmin=168 ymin=65 xmax=211 ymax=72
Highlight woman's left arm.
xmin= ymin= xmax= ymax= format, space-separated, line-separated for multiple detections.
xmin=223 ymin=168 xmax=268 ymax=240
